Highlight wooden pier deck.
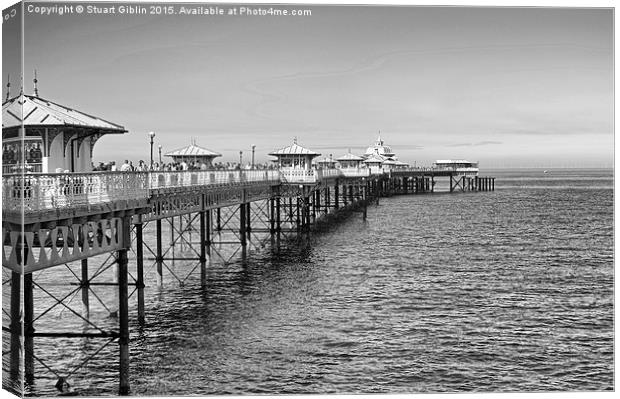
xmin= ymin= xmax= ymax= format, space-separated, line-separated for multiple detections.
xmin=1 ymin=167 xmax=494 ymax=395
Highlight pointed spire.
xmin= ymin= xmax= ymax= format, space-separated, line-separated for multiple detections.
xmin=293 ymin=136 xmax=298 ymax=144
xmin=377 ymin=130 xmax=382 ymax=145
xmin=33 ymin=69 xmax=39 ymax=97
xmin=5 ymin=74 xmax=10 ymax=102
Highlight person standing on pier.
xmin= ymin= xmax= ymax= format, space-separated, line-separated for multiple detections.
xmin=120 ymin=160 xmax=132 ymax=172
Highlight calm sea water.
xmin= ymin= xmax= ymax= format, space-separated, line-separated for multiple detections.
xmin=6 ymin=168 xmax=614 ymax=396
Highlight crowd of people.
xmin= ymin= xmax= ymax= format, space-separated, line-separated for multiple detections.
xmin=92 ymin=159 xmax=278 ymax=172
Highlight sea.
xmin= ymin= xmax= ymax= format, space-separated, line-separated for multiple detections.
xmin=3 ymin=168 xmax=614 ymax=396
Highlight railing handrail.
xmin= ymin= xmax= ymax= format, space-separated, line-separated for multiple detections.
xmin=5 ymin=167 xmax=446 ymax=213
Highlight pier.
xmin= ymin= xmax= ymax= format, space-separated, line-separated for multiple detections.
xmin=2 ymin=166 xmax=494 ymax=394
xmin=2 ymin=91 xmax=495 ymax=395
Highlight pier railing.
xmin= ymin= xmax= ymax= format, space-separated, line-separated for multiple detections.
xmin=2 ymin=166 xmax=426 ymax=213
xmin=2 ymin=170 xmax=285 ymax=213
xmin=340 ymin=168 xmax=371 ymax=178
xmin=279 ymin=169 xmax=317 ymax=183
xmin=148 ymin=169 xmax=281 ymax=190
xmin=2 ymin=172 xmax=150 ymax=213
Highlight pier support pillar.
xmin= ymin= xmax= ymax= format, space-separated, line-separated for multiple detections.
xmin=269 ymin=198 xmax=276 ymax=235
xmin=239 ymin=203 xmax=247 ymax=247
xmin=276 ymin=197 xmax=281 ymax=239
xmin=216 ymin=208 xmax=222 ymax=232
xmin=135 ymin=223 xmax=145 ymax=324
xmin=24 ymin=272 xmax=34 ymax=384
xmin=9 ymin=270 xmax=21 ymax=382
xmin=315 ymin=190 xmax=320 ymax=220
xmin=199 ymin=210 xmax=207 ymax=287
xmin=246 ymin=202 xmax=252 ymax=241
xmin=334 ymin=181 xmax=339 ymax=209
xmin=81 ymin=258 xmax=90 ymax=319
xmin=304 ymin=196 xmax=311 ymax=231
xmin=325 ymin=186 xmax=330 ymax=212
xmin=118 ymin=248 xmax=130 ymax=395
xmin=156 ymin=219 xmax=163 ymax=287
xmin=363 ymin=181 xmax=368 ymax=220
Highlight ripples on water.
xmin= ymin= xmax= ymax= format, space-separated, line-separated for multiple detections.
xmin=10 ymin=169 xmax=614 ymax=395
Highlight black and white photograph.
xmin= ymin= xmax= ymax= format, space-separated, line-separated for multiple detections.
xmin=1 ymin=0 xmax=615 ymax=396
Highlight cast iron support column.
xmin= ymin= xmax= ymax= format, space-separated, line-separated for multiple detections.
xmin=199 ymin=210 xmax=207 ymax=287
xmin=24 ymin=272 xmax=34 ymax=383
xmin=276 ymin=197 xmax=282 ymax=237
xmin=305 ymin=196 xmax=311 ymax=231
xmin=315 ymin=189 xmax=321 ymax=219
xmin=240 ymin=203 xmax=247 ymax=247
xmin=269 ymin=198 xmax=276 ymax=235
xmin=325 ymin=186 xmax=330 ymax=212
xmin=334 ymin=181 xmax=339 ymax=209
xmin=135 ymin=223 xmax=145 ymax=324
xmin=296 ymin=197 xmax=301 ymax=231
xmin=81 ymin=258 xmax=89 ymax=319
xmin=118 ymin=217 xmax=131 ymax=395
xmin=216 ymin=208 xmax=222 ymax=232
xmin=156 ymin=219 xmax=163 ymax=287
xmin=9 ymin=270 xmax=21 ymax=382
xmin=246 ymin=202 xmax=252 ymax=241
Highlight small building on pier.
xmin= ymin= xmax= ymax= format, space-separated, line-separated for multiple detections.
xmin=2 ymin=91 xmax=127 ymax=173
xmin=269 ymin=139 xmax=320 ymax=170
xmin=336 ymin=150 xmax=365 ymax=169
xmin=165 ymin=142 xmax=221 ymax=169
xmin=314 ymin=155 xmax=337 ymax=169
xmin=363 ymin=154 xmax=386 ymax=174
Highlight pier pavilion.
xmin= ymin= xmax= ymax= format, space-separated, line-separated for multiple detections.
xmin=2 ymin=92 xmax=127 ymax=174
xmin=315 ymin=155 xmax=337 ymax=169
xmin=336 ymin=151 xmax=365 ymax=169
xmin=268 ymin=139 xmax=320 ymax=169
xmin=165 ymin=142 xmax=221 ymax=168
xmin=363 ymin=153 xmax=386 ymax=174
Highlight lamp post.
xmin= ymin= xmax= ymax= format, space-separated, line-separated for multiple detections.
xmin=251 ymin=144 xmax=256 ymax=169
xmin=158 ymin=145 xmax=162 ymax=165
xmin=239 ymin=151 xmax=243 ymax=169
xmin=148 ymin=131 xmax=155 ymax=169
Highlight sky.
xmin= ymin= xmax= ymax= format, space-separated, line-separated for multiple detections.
xmin=2 ymin=1 xmax=614 ymax=169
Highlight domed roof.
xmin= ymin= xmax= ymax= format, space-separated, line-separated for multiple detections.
xmin=364 ymin=132 xmax=395 ymax=157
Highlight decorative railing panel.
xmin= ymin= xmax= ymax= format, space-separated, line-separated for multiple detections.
xmin=339 ymin=168 xmax=371 ymax=178
xmin=279 ymin=169 xmax=317 ymax=183
xmin=148 ymin=170 xmax=280 ymax=190
xmin=316 ymin=168 xmax=344 ymax=180
xmin=2 ymin=172 xmax=150 ymax=213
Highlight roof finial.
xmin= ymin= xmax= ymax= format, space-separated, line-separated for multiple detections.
xmin=293 ymin=136 xmax=297 ymax=144
xmin=33 ymin=69 xmax=39 ymax=97
xmin=5 ymin=74 xmax=10 ymax=102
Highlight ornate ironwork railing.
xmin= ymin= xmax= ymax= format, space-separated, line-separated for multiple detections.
xmin=2 ymin=167 xmax=416 ymax=213
xmin=2 ymin=172 xmax=150 ymax=213
xmin=339 ymin=168 xmax=371 ymax=178
xmin=279 ymin=169 xmax=317 ymax=183
xmin=2 ymin=170 xmax=282 ymax=213
xmin=148 ymin=170 xmax=281 ymax=190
